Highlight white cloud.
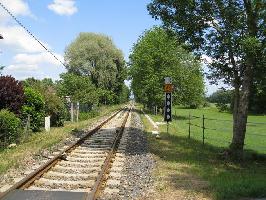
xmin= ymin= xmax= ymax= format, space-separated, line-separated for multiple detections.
xmin=0 ymin=25 xmax=50 ymax=53
xmin=0 ymin=0 xmax=33 ymax=23
xmin=0 ymin=0 xmax=65 ymax=81
xmin=5 ymin=64 xmax=38 ymax=72
xmin=14 ymin=52 xmax=64 ymax=66
xmin=48 ymin=0 xmax=77 ymax=16
xmin=3 ymin=52 xmax=64 ymax=80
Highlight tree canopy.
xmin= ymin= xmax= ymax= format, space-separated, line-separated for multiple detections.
xmin=129 ymin=27 xmax=204 ymax=108
xmin=0 ymin=75 xmax=25 ymax=114
xmin=64 ymin=32 xmax=128 ymax=104
xmin=208 ymin=89 xmax=232 ymax=104
xmin=23 ymin=78 xmax=67 ymax=127
xmin=148 ymin=0 xmax=266 ymax=155
xmin=57 ymin=73 xmax=99 ymax=106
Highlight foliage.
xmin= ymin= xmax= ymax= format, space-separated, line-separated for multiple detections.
xmin=23 ymin=78 xmax=67 ymax=127
xmin=216 ymin=102 xmax=230 ymax=112
xmin=21 ymin=87 xmax=45 ymax=132
xmin=0 ymin=76 xmax=25 ymax=114
xmin=208 ymin=90 xmax=232 ymax=104
xmin=129 ymin=27 xmax=204 ymax=108
xmin=79 ymin=110 xmax=99 ymax=121
xmin=147 ymin=0 xmax=266 ymax=154
xmin=64 ymin=32 xmax=127 ymax=104
xmin=44 ymin=93 xmax=67 ymax=127
xmin=207 ymin=90 xmax=233 ymax=112
xmin=57 ymin=73 xmax=99 ymax=106
xmin=0 ymin=109 xmax=22 ymax=146
xmin=0 ymin=104 xmax=122 ymax=175
xmin=118 ymin=84 xmax=130 ymax=103
xmin=249 ymin=77 xmax=266 ymax=114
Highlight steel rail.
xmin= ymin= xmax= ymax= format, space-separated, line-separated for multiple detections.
xmin=88 ymin=106 xmax=131 ymax=200
xmin=0 ymin=108 xmax=124 ymax=200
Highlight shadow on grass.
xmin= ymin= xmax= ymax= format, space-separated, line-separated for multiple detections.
xmin=172 ymin=114 xmax=190 ymax=121
xmin=138 ymin=107 xmax=190 ymax=121
xmin=146 ymin=130 xmax=266 ymax=200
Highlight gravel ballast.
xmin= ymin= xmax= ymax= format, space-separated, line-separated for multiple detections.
xmin=100 ymin=109 xmax=155 ymax=199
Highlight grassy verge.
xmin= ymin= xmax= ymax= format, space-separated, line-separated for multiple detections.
xmin=139 ymin=106 xmax=266 ymax=200
xmin=0 ymin=104 xmax=122 ymax=175
xmin=172 ymin=106 xmax=266 ymax=154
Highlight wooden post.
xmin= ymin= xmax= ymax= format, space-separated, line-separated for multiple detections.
xmin=202 ymin=114 xmax=205 ymax=145
xmin=167 ymin=122 xmax=169 ymax=134
xmin=188 ymin=113 xmax=191 ymax=139
xmin=71 ymin=102 xmax=74 ymax=122
xmin=24 ymin=114 xmax=30 ymax=140
xmin=76 ymin=102 xmax=79 ymax=122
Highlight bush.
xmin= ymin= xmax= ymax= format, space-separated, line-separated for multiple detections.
xmin=21 ymin=87 xmax=45 ymax=132
xmin=22 ymin=78 xmax=67 ymax=127
xmin=79 ymin=110 xmax=99 ymax=121
xmin=0 ymin=76 xmax=25 ymax=114
xmin=217 ymin=103 xmax=230 ymax=112
xmin=0 ymin=109 xmax=22 ymax=147
xmin=207 ymin=90 xmax=233 ymax=104
xmin=45 ymin=94 xmax=67 ymax=126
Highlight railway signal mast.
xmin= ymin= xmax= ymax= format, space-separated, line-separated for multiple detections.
xmin=164 ymin=77 xmax=173 ymax=133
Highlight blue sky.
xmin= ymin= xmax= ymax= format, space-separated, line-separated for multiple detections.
xmin=0 ymin=0 xmax=219 ymax=95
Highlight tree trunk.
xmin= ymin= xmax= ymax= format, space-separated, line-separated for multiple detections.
xmin=230 ymin=65 xmax=252 ymax=158
xmin=230 ymin=0 xmax=257 ymax=159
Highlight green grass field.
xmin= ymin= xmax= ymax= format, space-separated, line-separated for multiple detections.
xmin=153 ymin=105 xmax=266 ymax=154
xmin=140 ymin=105 xmax=266 ymax=199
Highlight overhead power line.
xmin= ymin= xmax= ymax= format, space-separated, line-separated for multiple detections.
xmin=0 ymin=2 xmax=66 ymax=68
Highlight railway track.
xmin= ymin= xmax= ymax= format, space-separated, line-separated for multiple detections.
xmin=0 ymin=106 xmax=131 ymax=200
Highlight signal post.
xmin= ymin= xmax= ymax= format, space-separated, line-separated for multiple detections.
xmin=164 ymin=77 xmax=173 ymax=134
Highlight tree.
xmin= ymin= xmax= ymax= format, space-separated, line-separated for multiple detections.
xmin=208 ymin=90 xmax=232 ymax=104
xmin=22 ymin=87 xmax=45 ymax=132
xmin=23 ymin=78 xmax=67 ymax=127
xmin=129 ymin=27 xmax=204 ymax=109
xmin=148 ymin=0 xmax=265 ymax=157
xmin=249 ymin=73 xmax=266 ymax=114
xmin=0 ymin=75 xmax=25 ymax=114
xmin=57 ymin=73 xmax=99 ymax=107
xmin=64 ymin=32 xmax=127 ymax=104
xmin=207 ymin=89 xmax=233 ymax=111
xmin=118 ymin=84 xmax=130 ymax=103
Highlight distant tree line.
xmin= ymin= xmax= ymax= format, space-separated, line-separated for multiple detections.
xmin=208 ymin=88 xmax=266 ymax=114
xmin=0 ymin=32 xmax=129 ymax=147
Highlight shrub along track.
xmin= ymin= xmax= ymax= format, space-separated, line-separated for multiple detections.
xmin=0 ymin=106 xmax=131 ymax=200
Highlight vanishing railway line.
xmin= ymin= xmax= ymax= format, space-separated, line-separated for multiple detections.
xmin=0 ymin=106 xmax=132 ymax=200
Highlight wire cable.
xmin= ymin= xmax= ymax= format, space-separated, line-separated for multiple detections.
xmin=0 ymin=2 xmax=66 ymax=68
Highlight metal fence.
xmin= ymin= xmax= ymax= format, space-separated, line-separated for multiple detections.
xmin=187 ymin=114 xmax=266 ymax=153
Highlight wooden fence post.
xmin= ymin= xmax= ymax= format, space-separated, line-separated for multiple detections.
xmin=188 ymin=113 xmax=191 ymax=139
xmin=202 ymin=114 xmax=205 ymax=145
